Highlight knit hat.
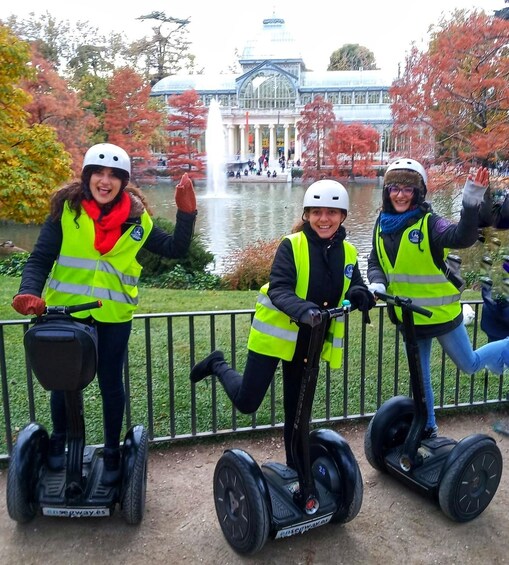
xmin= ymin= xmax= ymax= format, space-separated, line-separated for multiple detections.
xmin=382 ymin=169 xmax=427 ymax=211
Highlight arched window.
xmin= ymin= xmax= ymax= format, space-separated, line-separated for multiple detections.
xmin=239 ymin=71 xmax=295 ymax=110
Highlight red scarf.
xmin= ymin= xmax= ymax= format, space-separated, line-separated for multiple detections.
xmin=81 ymin=192 xmax=131 ymax=254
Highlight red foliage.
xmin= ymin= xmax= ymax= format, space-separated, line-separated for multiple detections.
xmin=104 ymin=67 xmax=162 ymax=180
xmin=391 ymin=10 xmax=509 ymax=165
xmin=297 ymin=96 xmax=336 ymax=180
xmin=166 ymin=89 xmax=207 ymax=181
xmin=326 ymin=122 xmax=379 ymax=178
xmin=22 ymin=47 xmax=99 ymax=177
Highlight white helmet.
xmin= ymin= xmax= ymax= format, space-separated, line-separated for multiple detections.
xmin=82 ymin=143 xmax=131 ymax=177
xmin=386 ymin=158 xmax=427 ymax=187
xmin=303 ymin=180 xmax=349 ymax=212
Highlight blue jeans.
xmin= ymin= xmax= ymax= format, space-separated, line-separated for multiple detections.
xmin=415 ymin=324 xmax=509 ymax=429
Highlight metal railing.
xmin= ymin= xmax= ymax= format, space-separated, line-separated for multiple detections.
xmin=0 ymin=300 xmax=506 ymax=461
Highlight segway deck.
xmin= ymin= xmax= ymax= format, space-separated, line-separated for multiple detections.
xmin=38 ymin=446 xmax=117 ymax=517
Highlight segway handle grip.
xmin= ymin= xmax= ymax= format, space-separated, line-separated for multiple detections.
xmin=45 ymin=300 xmax=103 ymax=316
xmin=374 ymin=291 xmax=432 ymax=318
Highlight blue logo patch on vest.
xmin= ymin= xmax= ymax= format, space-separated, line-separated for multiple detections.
xmin=344 ymin=263 xmax=354 ymax=279
xmin=131 ymin=226 xmax=144 ymax=241
xmin=408 ymin=229 xmax=424 ymax=244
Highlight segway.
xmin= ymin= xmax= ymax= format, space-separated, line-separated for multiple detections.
xmin=213 ymin=302 xmax=363 ymax=555
xmin=6 ymin=301 xmax=148 ymax=525
xmin=364 ymin=291 xmax=503 ymax=522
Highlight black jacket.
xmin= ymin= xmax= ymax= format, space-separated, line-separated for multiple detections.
xmin=267 ymin=222 xmax=367 ymax=324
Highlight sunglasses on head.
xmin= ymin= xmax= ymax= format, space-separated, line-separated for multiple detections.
xmin=385 ymin=184 xmax=416 ymax=196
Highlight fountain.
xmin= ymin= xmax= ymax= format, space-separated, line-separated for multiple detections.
xmin=205 ymin=99 xmax=227 ymax=197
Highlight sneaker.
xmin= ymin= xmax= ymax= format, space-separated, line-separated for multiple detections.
xmin=423 ymin=425 xmax=439 ymax=439
xmin=102 ymin=447 xmax=121 ymax=486
xmin=47 ymin=433 xmax=66 ymax=471
xmin=190 ymin=350 xmax=225 ymax=383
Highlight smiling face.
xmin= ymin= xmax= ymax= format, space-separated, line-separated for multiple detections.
xmin=89 ymin=167 xmax=123 ymax=207
xmin=305 ymin=207 xmax=346 ymax=239
xmin=387 ymin=185 xmax=416 ymax=214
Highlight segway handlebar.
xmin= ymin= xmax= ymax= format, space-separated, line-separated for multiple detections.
xmin=44 ymin=300 xmax=103 ymax=316
xmin=374 ymin=291 xmax=432 ymax=318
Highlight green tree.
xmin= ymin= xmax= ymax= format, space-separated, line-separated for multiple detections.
xmin=0 ymin=25 xmax=71 ymax=224
xmin=327 ymin=44 xmax=377 ymax=71
xmin=125 ymin=12 xmax=194 ymax=84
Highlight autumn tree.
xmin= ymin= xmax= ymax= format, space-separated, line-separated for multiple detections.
xmin=328 ymin=44 xmax=377 ymax=71
xmin=326 ymin=122 xmax=380 ymax=178
xmin=0 ymin=25 xmax=71 ymax=224
xmin=23 ymin=47 xmax=99 ymax=176
xmin=166 ymin=89 xmax=207 ymax=181
xmin=297 ymin=96 xmax=336 ymax=180
xmin=391 ymin=10 xmax=509 ymax=165
xmin=125 ymin=12 xmax=195 ymax=84
xmin=103 ymin=67 xmax=162 ymax=182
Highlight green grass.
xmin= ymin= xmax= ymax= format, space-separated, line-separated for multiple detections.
xmin=1 ymin=276 xmax=504 ymax=455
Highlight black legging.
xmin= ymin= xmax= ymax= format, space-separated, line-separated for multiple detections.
xmin=217 ymin=332 xmax=311 ymax=467
xmin=51 ymin=320 xmax=132 ymax=449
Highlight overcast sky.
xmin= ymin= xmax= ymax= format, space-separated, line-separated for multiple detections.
xmin=0 ymin=1 xmax=503 ymax=77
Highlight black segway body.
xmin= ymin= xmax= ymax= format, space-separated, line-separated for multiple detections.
xmin=7 ymin=302 xmax=148 ymax=524
xmin=213 ymin=302 xmax=363 ymax=555
xmin=364 ymin=292 xmax=503 ymax=522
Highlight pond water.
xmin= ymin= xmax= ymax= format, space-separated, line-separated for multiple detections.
xmin=1 ymin=179 xmax=504 ymax=277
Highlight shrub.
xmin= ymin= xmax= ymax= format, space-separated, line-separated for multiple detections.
xmin=0 ymin=252 xmax=29 ymax=277
xmin=138 ymin=217 xmax=214 ymax=283
xmin=221 ymin=238 xmax=280 ymax=290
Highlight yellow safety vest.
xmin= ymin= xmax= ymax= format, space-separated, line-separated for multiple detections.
xmin=45 ymin=202 xmax=153 ymax=322
xmin=247 ymin=231 xmax=357 ymax=369
xmin=375 ymin=213 xmax=461 ymax=325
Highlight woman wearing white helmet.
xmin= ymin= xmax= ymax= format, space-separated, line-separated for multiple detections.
xmin=12 ymin=143 xmax=198 ymax=484
xmin=367 ymin=158 xmax=509 ymax=437
xmin=190 ymin=178 xmax=374 ymax=469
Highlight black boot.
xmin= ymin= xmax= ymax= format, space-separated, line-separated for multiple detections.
xmin=47 ymin=432 xmax=66 ymax=471
xmin=190 ymin=350 xmax=225 ymax=383
xmin=102 ymin=447 xmax=121 ymax=485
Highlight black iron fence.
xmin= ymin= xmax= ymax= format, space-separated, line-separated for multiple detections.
xmin=0 ymin=300 xmax=506 ymax=461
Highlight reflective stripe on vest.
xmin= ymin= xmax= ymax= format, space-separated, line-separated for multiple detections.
xmin=375 ymin=213 xmax=461 ymax=324
xmin=247 ymin=231 xmax=357 ymax=369
xmin=45 ymin=202 xmax=153 ymax=322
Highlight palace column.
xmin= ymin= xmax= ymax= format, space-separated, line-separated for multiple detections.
xmin=227 ymin=125 xmax=235 ymax=161
xmin=254 ymin=124 xmax=261 ymax=160
xmin=269 ymin=124 xmax=276 ymax=162
xmin=284 ymin=125 xmax=289 ymax=161
xmin=294 ymin=123 xmax=301 ymax=161
xmin=239 ymin=125 xmax=246 ymax=161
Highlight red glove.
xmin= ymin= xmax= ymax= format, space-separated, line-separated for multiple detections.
xmin=12 ymin=294 xmax=46 ymax=316
xmin=175 ymin=173 xmax=197 ymax=213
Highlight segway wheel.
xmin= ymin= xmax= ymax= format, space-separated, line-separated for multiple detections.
xmin=121 ymin=427 xmax=149 ymax=525
xmin=438 ymin=438 xmax=503 ymax=522
xmin=364 ymin=396 xmax=415 ymax=471
xmin=213 ymin=450 xmax=269 ymax=555
xmin=6 ymin=442 xmax=38 ymax=523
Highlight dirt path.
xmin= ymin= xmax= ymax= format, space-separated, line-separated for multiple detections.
xmin=1 ymin=412 xmax=508 ymax=565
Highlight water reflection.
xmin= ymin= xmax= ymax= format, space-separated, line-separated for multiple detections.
xmin=1 ymin=179 xmax=505 ymax=277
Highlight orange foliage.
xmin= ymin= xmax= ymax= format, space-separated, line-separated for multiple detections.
xmin=23 ymin=47 xmax=98 ymax=177
xmin=326 ymin=122 xmax=379 ymax=178
xmin=391 ymin=10 xmax=509 ymax=165
xmin=166 ymin=89 xmax=207 ymax=181
xmin=104 ymin=67 xmax=162 ymax=180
